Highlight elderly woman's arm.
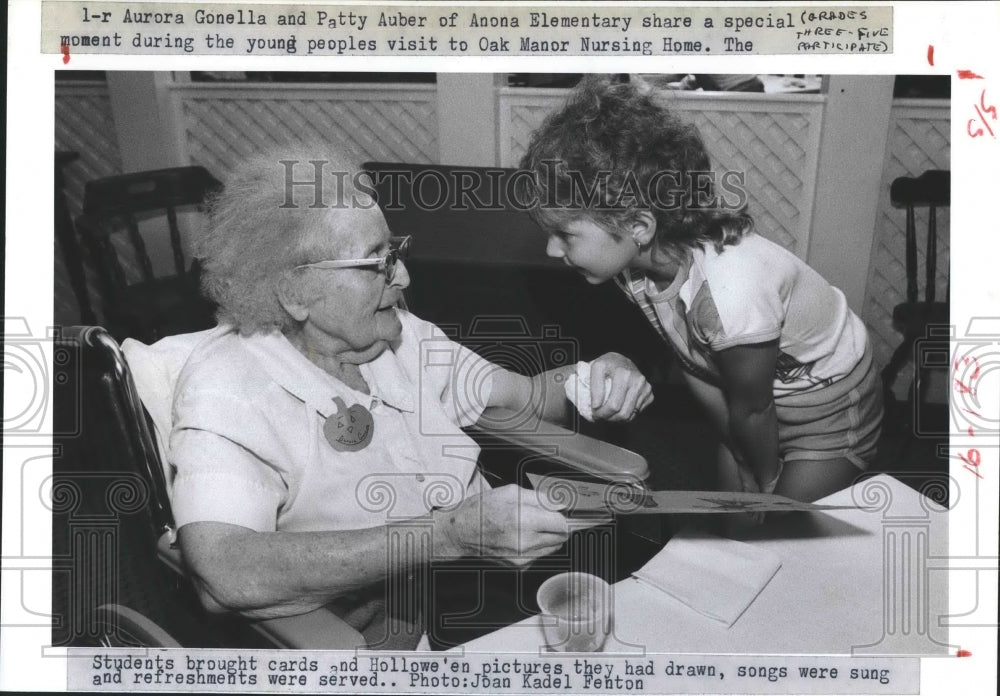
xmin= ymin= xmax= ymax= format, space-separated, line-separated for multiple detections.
xmin=178 ymin=484 xmax=568 ymax=620
xmin=179 ymin=522 xmax=410 ymax=619
xmin=488 ymin=352 xmax=654 ymax=425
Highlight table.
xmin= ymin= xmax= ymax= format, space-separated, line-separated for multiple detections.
xmin=460 ymin=474 xmax=949 ymax=656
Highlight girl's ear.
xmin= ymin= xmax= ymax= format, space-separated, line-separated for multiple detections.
xmin=631 ymin=211 xmax=658 ymax=247
xmin=277 ymin=274 xmax=310 ymax=322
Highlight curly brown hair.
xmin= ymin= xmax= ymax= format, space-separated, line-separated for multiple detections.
xmin=517 ymin=75 xmax=752 ymax=253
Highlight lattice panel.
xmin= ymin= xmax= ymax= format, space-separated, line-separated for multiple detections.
xmin=500 ymin=92 xmax=822 ymax=258
xmin=175 ymin=88 xmax=438 ymax=179
xmin=54 ymin=82 xmax=122 ymax=326
xmin=685 ymin=110 xmax=812 ymax=254
xmin=504 ymin=97 xmax=566 ymax=166
xmin=862 ymin=103 xmax=950 ymax=390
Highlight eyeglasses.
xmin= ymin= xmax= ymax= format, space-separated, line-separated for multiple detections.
xmin=295 ymin=236 xmax=411 ymax=282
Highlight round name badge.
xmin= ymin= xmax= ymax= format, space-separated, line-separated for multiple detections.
xmin=323 ymin=396 xmax=375 ymax=452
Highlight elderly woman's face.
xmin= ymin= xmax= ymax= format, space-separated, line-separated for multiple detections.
xmin=294 ymin=205 xmax=410 ymax=356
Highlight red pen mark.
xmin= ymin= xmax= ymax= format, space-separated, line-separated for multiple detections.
xmin=927 ymin=45 xmax=934 ymax=66
xmin=957 ymin=649 xmax=972 ymax=658
xmin=958 ymin=449 xmax=983 ymax=479
xmin=968 ymin=90 xmax=997 ymax=138
xmin=954 ymin=356 xmax=986 ymax=479
xmin=957 ymin=70 xmax=984 ymax=79
xmin=954 ymin=355 xmax=980 ymax=372
xmin=954 ymin=357 xmax=983 ymax=394
xmin=61 ymin=44 xmax=70 ymax=64
xmin=979 ymin=90 xmax=998 ymax=123
xmin=954 ymin=377 xmax=977 ymax=395
xmin=958 ymin=449 xmax=981 ymax=468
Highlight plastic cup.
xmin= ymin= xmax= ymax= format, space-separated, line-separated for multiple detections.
xmin=536 ymin=572 xmax=613 ymax=652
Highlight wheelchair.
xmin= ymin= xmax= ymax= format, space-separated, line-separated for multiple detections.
xmin=52 ymin=324 xmax=651 ymax=650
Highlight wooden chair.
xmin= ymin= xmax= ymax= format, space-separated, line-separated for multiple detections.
xmin=75 ymin=167 xmax=222 ymax=343
xmin=880 ymin=170 xmax=950 ymax=416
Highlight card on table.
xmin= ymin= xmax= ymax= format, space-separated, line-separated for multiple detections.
xmin=526 ymin=473 xmax=872 ymax=515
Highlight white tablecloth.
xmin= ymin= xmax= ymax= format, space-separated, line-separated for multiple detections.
xmin=459 ymin=474 xmax=949 ymax=656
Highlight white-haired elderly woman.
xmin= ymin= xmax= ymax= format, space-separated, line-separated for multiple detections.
xmin=169 ymin=143 xmax=653 ymax=649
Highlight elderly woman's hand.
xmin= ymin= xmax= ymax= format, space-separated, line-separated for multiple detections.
xmin=589 ymin=352 xmax=654 ymax=423
xmin=432 ymin=484 xmax=569 ymax=566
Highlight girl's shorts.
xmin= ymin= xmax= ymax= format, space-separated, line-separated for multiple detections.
xmin=775 ymin=344 xmax=883 ymax=471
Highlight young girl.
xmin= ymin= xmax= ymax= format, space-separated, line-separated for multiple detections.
xmin=518 ymin=76 xmax=883 ymax=503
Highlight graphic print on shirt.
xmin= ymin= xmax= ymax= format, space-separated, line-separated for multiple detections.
xmin=615 ymin=270 xmax=722 ymax=386
xmin=774 ymin=352 xmax=834 ymax=388
xmin=687 ymin=280 xmax=833 ymax=389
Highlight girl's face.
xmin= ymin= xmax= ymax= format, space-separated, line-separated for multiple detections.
xmin=545 ymin=217 xmax=638 ymax=284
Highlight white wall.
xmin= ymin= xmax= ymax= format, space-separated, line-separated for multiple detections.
xmin=807 ymin=75 xmax=895 ymax=313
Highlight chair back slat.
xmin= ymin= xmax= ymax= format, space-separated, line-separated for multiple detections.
xmin=125 ymin=216 xmax=157 ymax=283
xmin=165 ymin=206 xmax=186 ymax=277
xmin=94 ymin=236 xmax=129 ymax=295
xmin=926 ymin=207 xmax=937 ymax=305
xmin=889 ymin=169 xmax=950 ymax=306
xmin=904 ymin=206 xmax=917 ymax=304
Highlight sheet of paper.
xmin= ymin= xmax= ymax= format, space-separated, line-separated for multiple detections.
xmin=527 ymin=473 xmax=873 ymax=514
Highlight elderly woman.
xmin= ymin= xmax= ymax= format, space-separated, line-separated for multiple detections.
xmin=169 ymin=143 xmax=653 ymax=649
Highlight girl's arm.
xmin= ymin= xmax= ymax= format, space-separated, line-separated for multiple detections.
xmin=679 ymin=371 xmax=731 ymax=443
xmin=714 ymin=340 xmax=781 ymax=490
xmin=487 ymin=354 xmax=653 ymax=425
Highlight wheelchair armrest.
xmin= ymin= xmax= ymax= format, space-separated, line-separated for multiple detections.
xmin=157 ymin=532 xmax=366 ymax=649
xmin=468 ymin=406 xmax=649 ymax=482
xmin=156 ymin=532 xmax=186 ymax=576
xmin=248 ymin=607 xmax=366 ymax=651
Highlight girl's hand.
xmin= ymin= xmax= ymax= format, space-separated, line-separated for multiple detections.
xmin=758 ymin=460 xmax=783 ymax=495
xmin=735 ymin=463 xmax=766 ymax=526
xmin=589 ymin=353 xmax=654 ymax=422
xmin=736 ymin=463 xmax=761 ymax=494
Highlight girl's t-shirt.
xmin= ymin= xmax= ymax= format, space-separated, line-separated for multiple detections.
xmin=616 ymin=232 xmax=868 ymax=396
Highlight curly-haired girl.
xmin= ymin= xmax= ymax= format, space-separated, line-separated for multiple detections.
xmin=519 ymin=76 xmax=882 ymax=503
